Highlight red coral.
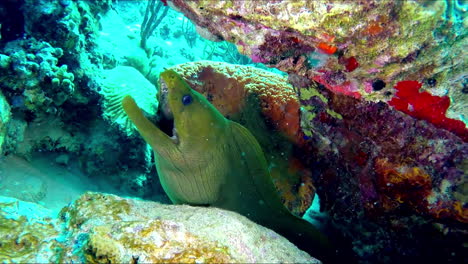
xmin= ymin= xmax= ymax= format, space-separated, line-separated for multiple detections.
xmin=389 ymin=81 xmax=468 ymax=141
xmin=340 ymin=56 xmax=359 ymax=72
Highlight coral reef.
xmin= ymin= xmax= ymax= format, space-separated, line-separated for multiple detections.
xmin=0 ymin=0 xmax=465 ymax=262
xmin=0 ymin=38 xmax=74 ymax=111
xmin=171 ymin=0 xmax=467 ymax=141
xmin=170 ymin=61 xmax=313 ymax=216
xmin=298 ymin=83 xmax=467 ymax=262
xmin=0 ymin=192 xmax=319 ymax=263
xmin=0 ymin=0 xmax=158 ymax=198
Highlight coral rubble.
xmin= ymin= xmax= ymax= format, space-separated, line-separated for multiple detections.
xmin=0 ymin=192 xmax=319 ymax=263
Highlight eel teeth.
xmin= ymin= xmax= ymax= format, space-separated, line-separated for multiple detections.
xmin=171 ymin=127 xmax=179 ymax=144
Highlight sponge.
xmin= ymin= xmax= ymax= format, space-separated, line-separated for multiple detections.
xmin=99 ymin=66 xmax=158 ymax=135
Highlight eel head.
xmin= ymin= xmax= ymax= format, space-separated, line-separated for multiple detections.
xmin=122 ymin=69 xmax=228 ymax=155
xmin=158 ymin=69 xmax=227 ymax=145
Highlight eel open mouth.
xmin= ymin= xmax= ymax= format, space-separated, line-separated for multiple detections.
xmin=158 ymin=79 xmax=178 ymax=143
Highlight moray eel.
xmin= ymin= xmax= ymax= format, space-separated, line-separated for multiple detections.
xmin=122 ymin=69 xmax=335 ymax=262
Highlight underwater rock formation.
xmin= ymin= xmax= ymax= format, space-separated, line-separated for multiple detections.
xmin=0 ymin=196 xmax=61 ymax=263
xmin=171 ymin=0 xmax=467 ymax=140
xmin=0 ymin=192 xmax=319 ymax=263
xmin=298 ymin=83 xmax=467 ymax=262
xmin=0 ymin=91 xmax=10 ymax=151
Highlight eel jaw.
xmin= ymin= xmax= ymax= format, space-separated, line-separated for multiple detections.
xmin=158 ymin=79 xmax=179 ymax=144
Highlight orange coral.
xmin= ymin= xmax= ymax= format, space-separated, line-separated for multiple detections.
xmin=374 ymin=158 xmax=432 ymax=213
xmin=194 ymin=67 xmax=247 ymax=116
xmin=362 ymin=16 xmax=388 ymax=37
xmin=430 ymin=200 xmax=468 ymax=224
xmin=363 ymin=22 xmax=384 ymax=36
xmin=317 ymin=42 xmax=337 ymax=55
xmin=259 ymin=95 xmax=301 ymax=142
xmin=374 ymin=158 xmax=467 ymax=223
xmin=272 ymin=157 xmax=315 ymax=216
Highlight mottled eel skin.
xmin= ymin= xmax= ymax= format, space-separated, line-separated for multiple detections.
xmin=122 ymin=69 xmax=334 ymax=262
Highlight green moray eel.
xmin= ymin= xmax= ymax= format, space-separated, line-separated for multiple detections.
xmin=122 ymin=69 xmax=335 ymax=262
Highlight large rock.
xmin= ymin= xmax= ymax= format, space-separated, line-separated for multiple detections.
xmin=171 ymin=0 xmax=467 ymax=141
xmin=0 ymin=192 xmax=319 ymax=263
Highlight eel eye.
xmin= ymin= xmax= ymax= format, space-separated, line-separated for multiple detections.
xmin=182 ymin=94 xmax=192 ymax=105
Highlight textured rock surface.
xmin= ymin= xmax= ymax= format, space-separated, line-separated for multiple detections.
xmin=171 ymin=0 xmax=467 ymax=140
xmin=0 ymin=196 xmax=61 ymax=263
xmin=0 ymin=91 xmax=10 ymax=151
xmin=0 ymin=192 xmax=319 ymax=263
xmin=298 ymin=83 xmax=467 ymax=262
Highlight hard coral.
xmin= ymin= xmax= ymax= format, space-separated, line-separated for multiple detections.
xmin=172 ymin=0 xmax=466 ymax=128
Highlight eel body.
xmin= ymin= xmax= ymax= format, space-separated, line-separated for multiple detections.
xmin=122 ymin=69 xmax=334 ymax=262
